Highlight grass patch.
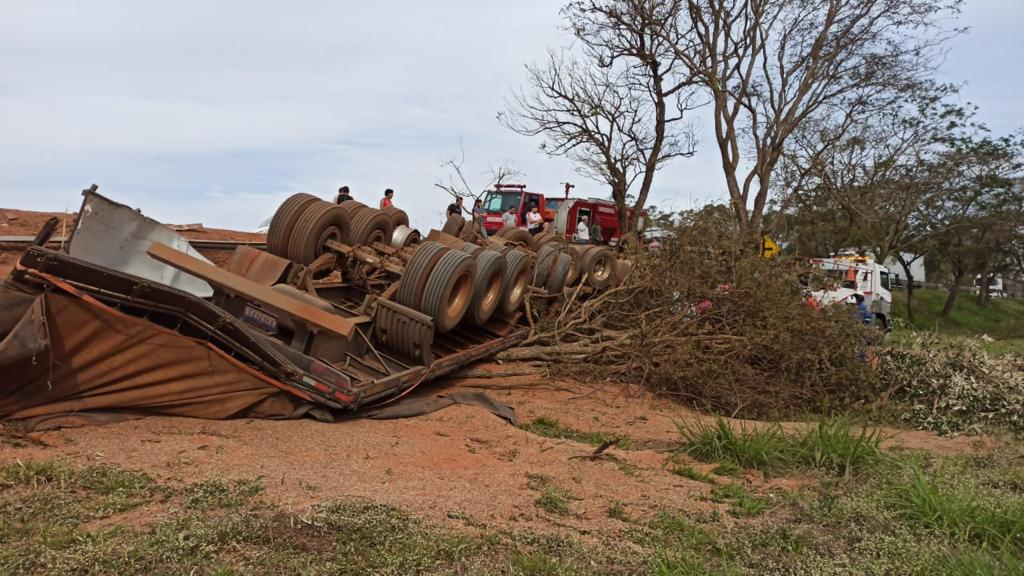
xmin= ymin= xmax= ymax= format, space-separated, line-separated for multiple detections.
xmin=668 ymin=464 xmax=717 ymax=484
xmin=183 ymin=478 xmax=264 ymax=510
xmin=893 ymin=467 xmax=1024 ymax=553
xmin=708 ymin=484 xmax=771 ymax=518
xmin=677 ymin=417 xmax=885 ymax=477
xmin=892 ymin=288 xmax=1024 ymax=344
xmin=795 ymin=418 xmax=885 ymax=477
xmin=677 ymin=418 xmax=789 ymax=473
xmin=3 ymin=453 xmax=1023 ymax=575
xmin=520 ymin=416 xmax=629 ymax=448
xmin=526 ymin=474 xmax=574 ymax=517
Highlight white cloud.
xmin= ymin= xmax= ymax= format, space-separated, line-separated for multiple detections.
xmin=0 ymin=0 xmax=1018 ymax=233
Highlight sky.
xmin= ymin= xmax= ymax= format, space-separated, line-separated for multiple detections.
xmin=0 ymin=1 xmax=1021 ymax=232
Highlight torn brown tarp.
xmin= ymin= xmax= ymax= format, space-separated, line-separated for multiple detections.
xmin=0 ymin=288 xmax=316 ymax=429
xmin=0 ymin=282 xmax=520 ymax=430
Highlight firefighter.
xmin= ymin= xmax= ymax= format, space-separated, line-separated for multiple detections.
xmin=575 ymin=215 xmax=590 ymax=243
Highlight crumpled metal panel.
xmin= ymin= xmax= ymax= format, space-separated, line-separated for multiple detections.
xmin=225 ymin=246 xmax=291 ymax=286
xmin=68 ymin=191 xmax=214 ymax=298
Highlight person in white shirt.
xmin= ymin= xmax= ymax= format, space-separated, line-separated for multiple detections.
xmin=502 ymin=205 xmax=518 ymax=228
xmin=575 ymin=216 xmax=590 ymax=243
xmin=526 ymin=205 xmax=543 ymax=235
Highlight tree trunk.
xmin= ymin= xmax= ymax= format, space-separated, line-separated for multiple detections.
xmin=940 ymin=269 xmax=963 ymax=319
xmin=976 ymin=257 xmax=991 ymax=307
xmin=897 ymin=256 xmax=916 ymax=323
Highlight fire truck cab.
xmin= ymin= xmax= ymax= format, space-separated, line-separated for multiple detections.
xmin=479 ymin=183 xmax=643 ymax=243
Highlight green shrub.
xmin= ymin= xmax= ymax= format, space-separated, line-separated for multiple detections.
xmin=877 ymin=334 xmax=1024 ymax=435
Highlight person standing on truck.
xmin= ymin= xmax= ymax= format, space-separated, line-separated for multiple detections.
xmin=589 ymin=219 xmax=603 ymax=245
xmin=472 ymin=198 xmax=489 ymax=239
xmin=502 ymin=205 xmax=517 ymax=228
xmin=336 ymin=186 xmax=353 ymax=204
xmin=526 ymin=204 xmax=543 ymax=235
xmin=575 ymin=215 xmax=590 ymax=243
xmin=447 ymin=196 xmax=463 ymax=218
xmin=380 ymin=188 xmax=394 ymax=209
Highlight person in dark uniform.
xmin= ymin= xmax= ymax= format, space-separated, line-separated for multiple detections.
xmin=447 ymin=196 xmax=463 ymax=217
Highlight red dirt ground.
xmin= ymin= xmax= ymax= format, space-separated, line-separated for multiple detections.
xmin=0 ymin=369 xmax=993 ymax=536
xmin=0 ymin=207 xmax=997 ymax=535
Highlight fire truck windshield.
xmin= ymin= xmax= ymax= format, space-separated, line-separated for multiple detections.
xmin=483 ymin=191 xmax=521 ymax=212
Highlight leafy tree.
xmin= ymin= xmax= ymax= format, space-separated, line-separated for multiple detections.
xmin=664 ymin=0 xmax=963 ymax=246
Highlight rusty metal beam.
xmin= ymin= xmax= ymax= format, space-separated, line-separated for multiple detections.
xmin=147 ymin=241 xmax=359 ymax=340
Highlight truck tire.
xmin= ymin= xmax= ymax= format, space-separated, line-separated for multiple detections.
xmin=501 ymin=249 xmax=532 ymax=315
xmin=442 ymin=214 xmax=465 ymax=236
xmin=459 ymin=241 xmax=484 ymax=257
xmin=390 ymin=224 xmax=421 ymax=249
xmin=496 ymin=226 xmax=536 ymax=250
xmin=485 ymin=240 xmax=512 ymax=256
xmin=465 ymin=251 xmax=506 ymax=325
xmin=397 ymin=241 xmax=448 ymax=311
xmin=422 ymin=249 xmax=476 ymax=333
xmin=338 ymin=200 xmax=369 ymax=218
xmin=382 ymin=206 xmax=409 ymax=229
xmin=539 ymin=242 xmax=579 ymax=286
xmin=287 ymin=201 xmax=352 ymax=265
xmin=545 ymin=252 xmax=573 ymax=295
xmin=349 ymin=208 xmax=393 ymax=246
xmin=267 ymin=193 xmax=318 ymax=258
xmin=533 ymin=231 xmax=562 ymax=251
xmin=580 ymin=246 xmax=616 ymax=289
xmin=533 ymin=244 xmax=559 ymax=287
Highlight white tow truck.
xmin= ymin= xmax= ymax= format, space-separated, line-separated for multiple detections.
xmin=809 ymin=255 xmax=893 ymax=330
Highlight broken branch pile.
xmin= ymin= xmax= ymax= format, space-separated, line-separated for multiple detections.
xmin=508 ymin=210 xmax=878 ymax=418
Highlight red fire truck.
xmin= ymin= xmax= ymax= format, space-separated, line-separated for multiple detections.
xmin=479 ymin=183 xmax=643 ymax=243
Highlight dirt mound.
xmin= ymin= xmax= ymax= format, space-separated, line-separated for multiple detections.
xmin=0 ymin=206 xmax=264 ymax=276
xmin=0 ymin=208 xmax=77 ymax=237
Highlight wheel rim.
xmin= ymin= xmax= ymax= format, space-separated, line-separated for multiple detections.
xmin=593 ymin=257 xmax=611 ymax=281
xmin=365 ymin=228 xmax=386 ymax=245
xmin=481 ymin=271 xmax=502 ymax=312
xmin=447 ymin=272 xmax=473 ymax=318
xmin=509 ymin=268 xmax=527 ymax=305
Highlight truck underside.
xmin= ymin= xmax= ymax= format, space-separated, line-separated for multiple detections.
xmin=0 ymin=190 xmax=625 ymax=429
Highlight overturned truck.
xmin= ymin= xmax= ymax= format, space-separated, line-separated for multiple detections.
xmin=0 ymin=190 xmax=627 ymax=429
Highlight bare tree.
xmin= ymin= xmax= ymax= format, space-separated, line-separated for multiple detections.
xmin=501 ymin=0 xmax=700 ymax=238
xmin=664 ymin=0 xmax=963 ymax=246
xmin=434 ymin=147 xmax=522 ymax=208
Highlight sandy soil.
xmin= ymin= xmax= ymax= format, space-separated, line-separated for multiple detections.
xmin=0 ymin=369 xmax=992 ymax=536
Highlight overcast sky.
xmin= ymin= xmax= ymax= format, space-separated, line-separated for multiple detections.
xmin=1 ymin=1 xmax=1021 ymax=232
